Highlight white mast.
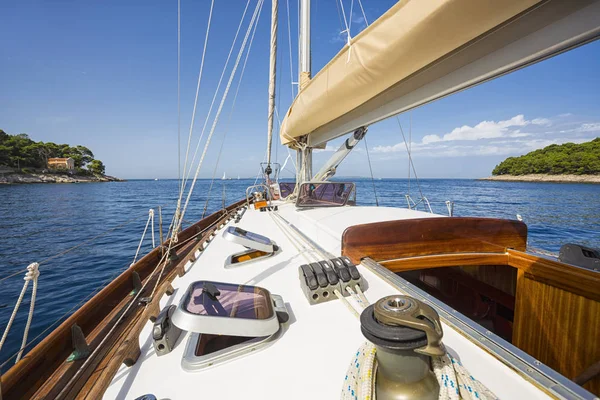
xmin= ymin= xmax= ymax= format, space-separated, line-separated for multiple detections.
xmin=265 ymin=0 xmax=278 ymax=177
xmin=297 ymin=0 xmax=312 ymax=184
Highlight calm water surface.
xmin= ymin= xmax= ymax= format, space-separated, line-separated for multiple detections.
xmin=0 ymin=178 xmax=599 ymax=366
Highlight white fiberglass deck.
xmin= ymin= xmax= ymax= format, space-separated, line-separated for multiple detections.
xmin=105 ymin=203 xmax=552 ymax=400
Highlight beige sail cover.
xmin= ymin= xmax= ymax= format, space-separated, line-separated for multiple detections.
xmin=280 ymin=0 xmax=541 ymax=146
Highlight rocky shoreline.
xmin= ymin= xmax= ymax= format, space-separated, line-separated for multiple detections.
xmin=479 ymin=174 xmax=600 ymax=184
xmin=0 ymin=172 xmax=124 ymax=184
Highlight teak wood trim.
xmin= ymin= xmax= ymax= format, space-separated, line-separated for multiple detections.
xmin=342 ymin=217 xmax=527 ymax=265
xmin=376 ymin=250 xmax=600 ymax=303
xmin=507 ymin=249 xmax=600 ymax=303
xmin=380 ymin=252 xmax=509 ymax=272
xmin=1 ymin=199 xmax=246 ymax=400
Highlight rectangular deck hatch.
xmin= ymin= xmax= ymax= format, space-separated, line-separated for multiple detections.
xmin=176 ymin=281 xmax=289 ymax=372
xmin=172 ymin=281 xmax=280 ymax=337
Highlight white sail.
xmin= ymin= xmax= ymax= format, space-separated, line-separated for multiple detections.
xmin=280 ymin=0 xmax=600 ymax=147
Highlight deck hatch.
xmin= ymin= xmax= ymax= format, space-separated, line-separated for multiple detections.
xmin=223 ymin=227 xmax=279 ymax=268
xmin=172 ymin=281 xmax=281 ymax=337
xmin=176 ymin=281 xmax=289 ymax=372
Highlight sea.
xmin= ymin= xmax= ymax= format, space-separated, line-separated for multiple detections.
xmin=1 ymin=178 xmax=599 ymax=367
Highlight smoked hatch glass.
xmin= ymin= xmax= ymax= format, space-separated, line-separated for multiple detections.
xmin=184 ymin=281 xmax=274 ymax=320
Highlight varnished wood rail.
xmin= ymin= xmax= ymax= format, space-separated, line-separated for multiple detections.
xmin=342 ymin=217 xmax=527 ymax=264
xmin=1 ymin=199 xmax=246 ymax=400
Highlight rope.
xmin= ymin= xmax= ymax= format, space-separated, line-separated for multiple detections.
xmin=363 ymin=136 xmax=379 ymax=206
xmin=131 ymin=209 xmax=156 ymax=266
xmin=337 ymin=266 xmax=497 ymax=399
xmin=178 ymin=0 xmax=252 ymax=202
xmin=56 ymin=242 xmax=174 ymax=399
xmin=0 ymin=262 xmax=130 ymax=369
xmin=202 ymin=6 xmax=262 ymax=218
xmin=174 ymin=0 xmax=265 ymax=236
xmin=178 ymin=0 xmax=215 ymax=205
xmin=0 ymin=263 xmax=39 ymax=364
xmin=395 ymin=116 xmax=425 ymax=200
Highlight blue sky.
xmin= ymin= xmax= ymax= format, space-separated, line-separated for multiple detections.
xmin=1 ymin=0 xmax=599 ymax=179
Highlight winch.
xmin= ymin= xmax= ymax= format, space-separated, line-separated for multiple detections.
xmin=360 ymin=295 xmax=446 ymax=400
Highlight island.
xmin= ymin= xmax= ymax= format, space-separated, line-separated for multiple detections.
xmin=480 ymin=137 xmax=600 ymax=183
xmin=0 ymin=129 xmax=122 ymax=184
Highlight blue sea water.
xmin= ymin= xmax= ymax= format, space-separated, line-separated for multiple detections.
xmin=0 ymin=178 xmax=599 ymax=367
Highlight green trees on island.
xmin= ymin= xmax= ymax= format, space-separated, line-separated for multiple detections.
xmin=492 ymin=137 xmax=600 ymax=176
xmin=0 ymin=129 xmax=106 ymax=175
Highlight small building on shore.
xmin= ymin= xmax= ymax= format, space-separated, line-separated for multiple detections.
xmin=47 ymin=157 xmax=75 ymax=171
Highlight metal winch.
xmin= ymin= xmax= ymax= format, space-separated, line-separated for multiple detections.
xmin=360 ymin=295 xmax=446 ymax=400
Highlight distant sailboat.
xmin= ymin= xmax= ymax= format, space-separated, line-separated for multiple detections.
xmin=222 ymin=172 xmax=226 ymax=180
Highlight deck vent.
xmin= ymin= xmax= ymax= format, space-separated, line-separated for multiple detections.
xmin=222 ymin=226 xmax=279 ymax=268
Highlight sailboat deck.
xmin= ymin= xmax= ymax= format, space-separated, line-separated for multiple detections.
xmin=105 ymin=203 xmax=551 ymax=399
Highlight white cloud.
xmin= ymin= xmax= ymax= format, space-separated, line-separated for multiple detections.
xmin=414 ymin=115 xmax=553 ymax=144
xmin=422 ymin=134 xmax=442 ymax=144
xmin=531 ymin=118 xmax=552 ymax=126
xmin=370 ymin=114 xmax=598 ymax=159
xmin=314 ymin=145 xmax=337 ymax=153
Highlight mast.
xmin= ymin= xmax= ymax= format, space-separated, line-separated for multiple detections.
xmin=297 ymin=0 xmax=312 ymax=184
xmin=265 ymin=0 xmax=278 ymax=177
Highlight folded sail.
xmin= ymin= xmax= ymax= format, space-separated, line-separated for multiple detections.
xmin=280 ymin=0 xmax=600 ymax=147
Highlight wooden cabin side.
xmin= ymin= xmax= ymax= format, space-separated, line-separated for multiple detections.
xmin=342 ymin=217 xmax=600 ymax=395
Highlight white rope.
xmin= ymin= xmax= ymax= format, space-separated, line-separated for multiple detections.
xmin=178 ymin=0 xmax=216 ymax=195
xmin=16 ymin=263 xmax=39 ymax=363
xmin=339 ymin=269 xmax=496 ymax=399
xmin=173 ymin=0 xmax=215 ymax=234
xmin=132 ymin=209 xmax=155 ymax=266
xmin=0 ymin=263 xmax=40 ymax=364
xmin=174 ymin=0 xmax=264 ymax=236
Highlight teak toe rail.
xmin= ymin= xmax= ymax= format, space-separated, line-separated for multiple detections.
xmin=1 ymin=199 xmax=247 ymax=400
xmin=341 ymin=217 xmax=600 ymax=395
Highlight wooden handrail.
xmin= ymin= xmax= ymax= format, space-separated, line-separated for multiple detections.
xmin=342 ymin=217 xmax=527 ymax=264
xmin=380 ymin=252 xmax=509 ymax=272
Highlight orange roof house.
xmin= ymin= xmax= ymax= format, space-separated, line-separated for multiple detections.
xmin=47 ymin=157 xmax=75 ymax=171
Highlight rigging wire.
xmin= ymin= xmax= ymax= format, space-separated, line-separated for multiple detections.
xmin=177 ymin=0 xmax=216 ymax=206
xmin=337 ymin=0 xmax=351 ymax=45
xmin=356 ymin=0 xmax=368 ymax=25
xmin=363 ymin=136 xmax=379 ymax=206
xmin=178 ymin=0 xmax=252 ymax=201
xmin=201 ymin=6 xmax=263 ymax=218
xmin=174 ymin=0 xmax=265 ymax=235
xmin=177 ymin=0 xmax=181 ymax=190
xmin=395 ymin=116 xmax=425 ymax=200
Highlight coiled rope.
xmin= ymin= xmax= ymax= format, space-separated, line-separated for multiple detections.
xmin=0 ymin=262 xmax=40 ymax=364
xmin=340 ymin=286 xmax=498 ymax=400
